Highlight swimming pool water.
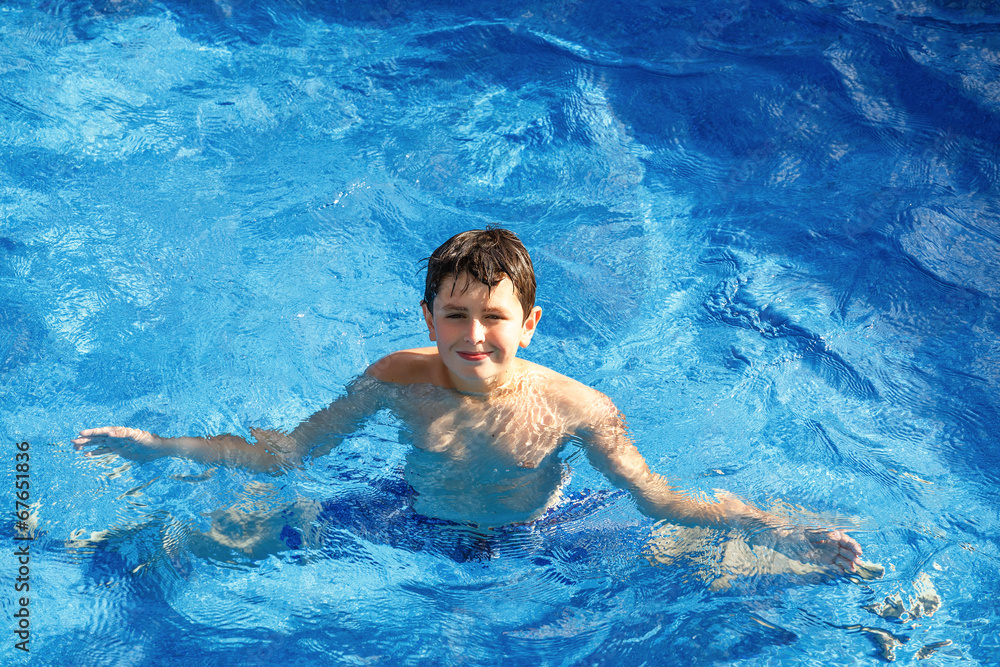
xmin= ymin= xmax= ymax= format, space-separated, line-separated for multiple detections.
xmin=2 ymin=0 xmax=999 ymax=664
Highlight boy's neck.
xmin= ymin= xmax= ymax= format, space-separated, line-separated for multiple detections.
xmin=446 ymin=364 xmax=521 ymax=397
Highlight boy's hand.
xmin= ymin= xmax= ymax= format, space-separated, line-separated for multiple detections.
xmin=72 ymin=427 xmax=169 ymax=462
xmin=759 ymin=525 xmax=863 ymax=574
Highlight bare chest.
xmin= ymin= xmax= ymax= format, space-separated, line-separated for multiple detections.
xmin=399 ymin=393 xmax=570 ymax=469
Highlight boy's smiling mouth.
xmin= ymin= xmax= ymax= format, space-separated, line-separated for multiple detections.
xmin=457 ymin=351 xmax=492 ymax=361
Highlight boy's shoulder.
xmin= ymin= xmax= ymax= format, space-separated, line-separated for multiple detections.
xmin=517 ymin=359 xmax=620 ymax=425
xmin=364 ymin=350 xmax=617 ymax=417
xmin=365 ymin=347 xmax=450 ymax=386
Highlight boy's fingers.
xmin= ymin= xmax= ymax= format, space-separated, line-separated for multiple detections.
xmin=831 ymin=555 xmax=853 ymax=572
xmin=845 ymin=540 xmax=863 ymax=558
xmin=83 ymin=447 xmax=112 ymax=457
xmin=73 ymin=428 xmax=139 ymax=450
xmin=815 ymin=529 xmax=862 ymax=556
xmin=73 ymin=433 xmax=114 ymax=444
xmin=833 ymin=532 xmax=863 ymax=558
xmin=76 ymin=427 xmax=147 ymax=441
xmin=78 ymin=427 xmax=117 ymax=437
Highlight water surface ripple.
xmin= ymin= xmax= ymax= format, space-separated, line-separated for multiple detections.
xmin=2 ymin=0 xmax=999 ymax=664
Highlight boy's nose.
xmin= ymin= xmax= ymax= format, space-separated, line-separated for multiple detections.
xmin=466 ymin=319 xmax=486 ymax=343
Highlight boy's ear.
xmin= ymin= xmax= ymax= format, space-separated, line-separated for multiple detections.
xmin=519 ymin=306 xmax=542 ymax=348
xmin=422 ymin=301 xmax=437 ymax=342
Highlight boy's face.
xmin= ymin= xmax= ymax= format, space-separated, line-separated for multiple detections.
xmin=423 ymin=273 xmax=542 ymax=393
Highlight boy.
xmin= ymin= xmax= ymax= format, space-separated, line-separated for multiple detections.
xmin=74 ymin=228 xmax=863 ymax=573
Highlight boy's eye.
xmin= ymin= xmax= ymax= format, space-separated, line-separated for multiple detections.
xmin=443 ymin=312 xmax=506 ymax=320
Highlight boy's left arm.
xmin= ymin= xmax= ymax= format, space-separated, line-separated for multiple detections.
xmin=578 ymin=396 xmax=862 ymax=573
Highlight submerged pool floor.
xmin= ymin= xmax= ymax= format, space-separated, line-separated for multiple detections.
xmin=2 ymin=0 xmax=1000 ymax=664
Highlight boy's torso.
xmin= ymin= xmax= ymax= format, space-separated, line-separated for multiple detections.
xmin=367 ymin=350 xmax=606 ymax=527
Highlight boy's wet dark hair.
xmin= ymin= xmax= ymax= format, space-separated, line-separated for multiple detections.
xmin=423 ymin=227 xmax=536 ymax=319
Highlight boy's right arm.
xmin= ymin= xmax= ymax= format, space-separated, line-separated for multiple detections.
xmin=72 ymin=373 xmax=390 ymax=473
